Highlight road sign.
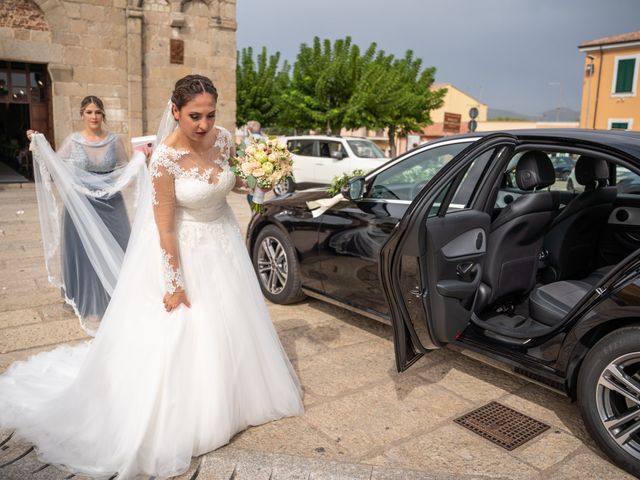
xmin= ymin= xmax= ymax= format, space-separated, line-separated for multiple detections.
xmin=469 ymin=107 xmax=479 ymax=119
xmin=468 ymin=119 xmax=477 ymax=132
xmin=443 ymin=112 xmax=461 ymax=133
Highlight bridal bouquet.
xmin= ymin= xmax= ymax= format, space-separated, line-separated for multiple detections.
xmin=232 ymin=137 xmax=294 ymax=213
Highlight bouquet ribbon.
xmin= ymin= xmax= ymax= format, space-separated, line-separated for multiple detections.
xmin=306 ymin=194 xmax=343 ymax=218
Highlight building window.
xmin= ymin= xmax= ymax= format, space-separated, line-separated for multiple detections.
xmin=612 ymin=55 xmax=638 ymax=96
xmin=608 ymin=118 xmax=633 ymax=130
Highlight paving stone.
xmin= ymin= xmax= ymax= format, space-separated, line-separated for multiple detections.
xmin=0 ymin=308 xmax=41 ymax=329
xmin=416 ymin=355 xmax=528 ymax=404
xmin=513 ymin=428 xmax=583 ymax=470
xmin=542 ymin=450 xmax=634 ymax=479
xmin=304 ymin=375 xmax=473 ymax=458
xmin=381 ymin=423 xmax=539 ymax=479
xmin=230 ymin=415 xmax=343 ymax=458
xmin=0 ymin=317 xmax=88 ymax=353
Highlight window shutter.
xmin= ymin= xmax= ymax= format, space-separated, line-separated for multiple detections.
xmin=615 ymin=59 xmax=635 ymax=93
xmin=611 ymin=122 xmax=629 ymax=130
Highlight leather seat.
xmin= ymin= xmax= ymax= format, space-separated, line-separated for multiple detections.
xmin=543 ymin=156 xmax=617 ymax=281
xmin=529 ymin=280 xmax=591 ymax=326
xmin=477 ymin=151 xmax=559 ymax=310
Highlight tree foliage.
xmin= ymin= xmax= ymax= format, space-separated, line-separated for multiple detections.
xmin=280 ymin=37 xmax=376 ymax=134
xmin=236 ymin=46 xmax=290 ymax=128
xmin=347 ymin=50 xmax=446 ymax=157
xmin=236 ymin=39 xmax=445 ymax=153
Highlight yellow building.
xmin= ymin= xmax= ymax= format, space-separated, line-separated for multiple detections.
xmin=421 ymin=83 xmax=487 ymax=139
xmin=579 ymin=31 xmax=640 ymax=131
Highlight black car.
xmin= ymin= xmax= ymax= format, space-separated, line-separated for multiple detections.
xmin=247 ymin=129 xmax=640 ymax=476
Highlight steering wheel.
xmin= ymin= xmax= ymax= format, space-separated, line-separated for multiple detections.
xmin=369 ymin=184 xmax=400 ymax=200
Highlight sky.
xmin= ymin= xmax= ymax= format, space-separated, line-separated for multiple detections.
xmin=236 ymin=0 xmax=640 ymax=117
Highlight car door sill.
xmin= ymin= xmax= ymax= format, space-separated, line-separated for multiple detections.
xmin=451 ymin=344 xmax=567 ymax=395
xmin=302 ymin=288 xmax=391 ymax=325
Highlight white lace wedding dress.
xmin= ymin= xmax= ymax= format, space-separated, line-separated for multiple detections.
xmin=0 ymin=126 xmax=303 ymax=479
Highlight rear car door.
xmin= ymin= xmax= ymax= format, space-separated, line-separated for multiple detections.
xmin=287 ymin=138 xmax=316 ymax=184
xmin=379 ymin=135 xmax=518 ymax=371
xmin=600 ymin=165 xmax=640 ymax=265
xmin=315 ymin=139 xmax=348 ymax=183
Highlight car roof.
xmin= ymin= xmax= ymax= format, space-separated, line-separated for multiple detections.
xmin=284 ymin=135 xmax=374 ymax=142
xmin=433 ymin=129 xmax=640 ymax=159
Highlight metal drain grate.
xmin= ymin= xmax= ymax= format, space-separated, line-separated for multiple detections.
xmin=454 ymin=401 xmax=549 ymax=450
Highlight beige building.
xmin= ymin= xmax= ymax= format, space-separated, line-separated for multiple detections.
xmin=578 ymin=31 xmax=640 ymax=131
xmin=0 ymin=0 xmax=236 ymax=178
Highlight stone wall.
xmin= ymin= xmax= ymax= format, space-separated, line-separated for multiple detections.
xmin=0 ymin=0 xmax=237 ymax=148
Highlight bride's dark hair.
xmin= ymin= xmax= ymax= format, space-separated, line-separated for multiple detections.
xmin=171 ymin=75 xmax=218 ymax=109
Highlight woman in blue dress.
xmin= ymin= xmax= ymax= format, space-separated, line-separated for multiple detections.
xmin=28 ymin=96 xmax=133 ymax=334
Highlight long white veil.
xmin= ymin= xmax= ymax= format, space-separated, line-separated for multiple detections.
xmin=30 ymin=101 xmax=177 ymax=334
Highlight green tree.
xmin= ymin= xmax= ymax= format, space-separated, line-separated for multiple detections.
xmin=282 ymin=37 xmax=376 ymax=134
xmin=347 ymin=50 xmax=445 ymax=157
xmin=236 ymin=46 xmax=290 ymax=128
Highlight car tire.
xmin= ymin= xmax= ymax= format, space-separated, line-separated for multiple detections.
xmin=577 ymin=326 xmax=640 ymax=477
xmin=252 ymin=225 xmax=306 ymax=304
xmin=274 ymin=178 xmax=295 ymax=196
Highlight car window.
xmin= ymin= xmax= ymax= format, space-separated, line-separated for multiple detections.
xmin=449 ymin=148 xmax=498 ymax=210
xmin=367 ymin=142 xmax=471 ymax=201
xmin=318 ymin=140 xmax=343 ymax=158
xmin=287 ymin=139 xmax=314 ymax=156
xmin=616 ymin=166 xmax=640 ymax=195
xmin=429 ymin=148 xmax=497 ymax=216
xmin=346 ymin=139 xmax=386 ymax=158
xmin=502 ymin=151 xmax=577 ymax=196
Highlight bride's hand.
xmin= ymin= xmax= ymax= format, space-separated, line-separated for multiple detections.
xmin=26 ymin=129 xmax=39 ymax=141
xmin=163 ymin=290 xmax=191 ymax=312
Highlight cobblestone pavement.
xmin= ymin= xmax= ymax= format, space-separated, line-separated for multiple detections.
xmin=0 ymin=183 xmax=633 ymax=479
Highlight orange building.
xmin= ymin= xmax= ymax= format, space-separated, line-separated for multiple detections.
xmin=579 ymin=31 xmax=640 ymax=131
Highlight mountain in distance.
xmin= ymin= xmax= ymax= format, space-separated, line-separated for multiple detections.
xmin=488 ymin=108 xmax=536 ymax=121
xmin=538 ymin=107 xmax=580 ymax=122
xmin=489 ymin=107 xmax=580 ymax=122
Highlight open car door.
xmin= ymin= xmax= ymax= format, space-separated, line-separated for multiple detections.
xmin=380 ymin=135 xmax=518 ymax=371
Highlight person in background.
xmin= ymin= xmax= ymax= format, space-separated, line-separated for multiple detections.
xmin=243 ymin=120 xmax=265 ymax=205
xmin=27 ymin=96 xmax=133 ymax=334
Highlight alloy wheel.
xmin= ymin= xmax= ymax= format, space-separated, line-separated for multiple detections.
xmin=257 ymin=236 xmax=289 ymax=295
xmin=274 ymin=179 xmax=291 ymax=196
xmin=595 ymin=351 xmax=640 ymax=461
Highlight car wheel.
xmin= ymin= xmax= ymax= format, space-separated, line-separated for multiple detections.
xmin=252 ymin=225 xmax=305 ymax=304
xmin=567 ymin=178 xmax=575 ymax=193
xmin=274 ymin=178 xmax=295 ymax=196
xmin=577 ymin=326 xmax=640 ymax=477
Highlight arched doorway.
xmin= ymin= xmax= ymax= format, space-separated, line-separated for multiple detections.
xmin=0 ymin=61 xmax=52 ymax=182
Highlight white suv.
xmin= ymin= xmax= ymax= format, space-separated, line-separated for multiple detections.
xmin=275 ymin=135 xmax=388 ymax=195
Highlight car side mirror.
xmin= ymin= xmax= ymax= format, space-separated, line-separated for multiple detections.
xmin=331 ymin=150 xmax=344 ymax=160
xmin=342 ymin=176 xmax=365 ymax=201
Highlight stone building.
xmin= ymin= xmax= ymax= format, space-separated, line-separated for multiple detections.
xmin=0 ymin=0 xmax=236 ymax=178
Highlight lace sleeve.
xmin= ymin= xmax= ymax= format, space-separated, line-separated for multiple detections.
xmin=56 ymin=134 xmax=74 ymax=162
xmin=149 ymin=148 xmax=184 ymax=294
xmin=114 ymin=135 xmax=129 ymax=167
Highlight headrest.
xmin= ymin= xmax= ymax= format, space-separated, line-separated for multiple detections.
xmin=515 ymin=151 xmax=555 ymax=191
xmin=575 ymin=156 xmax=609 ymax=186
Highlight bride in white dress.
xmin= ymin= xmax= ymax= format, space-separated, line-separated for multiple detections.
xmin=0 ymin=74 xmax=304 ymax=479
